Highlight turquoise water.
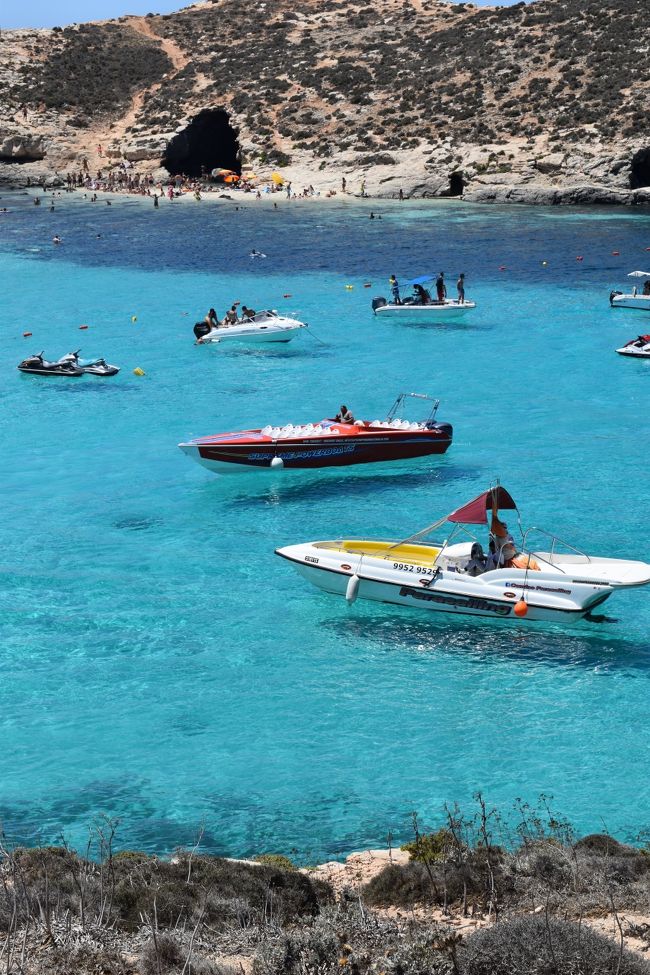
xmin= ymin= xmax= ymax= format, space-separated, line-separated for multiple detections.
xmin=1 ymin=191 xmax=650 ymax=859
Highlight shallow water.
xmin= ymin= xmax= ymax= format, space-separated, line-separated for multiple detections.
xmin=1 ymin=190 xmax=649 ymax=858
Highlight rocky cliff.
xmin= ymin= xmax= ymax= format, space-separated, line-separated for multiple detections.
xmin=1 ymin=0 xmax=649 ymax=203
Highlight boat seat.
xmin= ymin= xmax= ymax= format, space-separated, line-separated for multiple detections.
xmin=464 ymin=542 xmax=487 ymax=576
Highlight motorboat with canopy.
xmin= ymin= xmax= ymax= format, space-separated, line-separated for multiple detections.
xmin=609 ymin=272 xmax=650 ymax=312
xmin=179 ymin=393 xmax=452 ymax=474
xmin=616 ymin=334 xmax=650 ymax=358
xmin=276 ymin=485 xmax=650 ymax=624
xmin=372 ymin=273 xmax=476 ymax=320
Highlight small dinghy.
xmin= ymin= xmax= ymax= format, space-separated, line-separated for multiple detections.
xmin=195 ymin=310 xmax=307 ymax=345
xmin=610 ymin=271 xmax=650 ymax=312
xmin=616 ymin=335 xmax=650 ymax=358
xmin=179 ymin=392 xmax=452 ymax=474
xmin=276 ymin=484 xmax=650 ymax=626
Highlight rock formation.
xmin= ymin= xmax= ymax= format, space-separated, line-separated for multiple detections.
xmin=0 ymin=0 xmax=648 ymax=203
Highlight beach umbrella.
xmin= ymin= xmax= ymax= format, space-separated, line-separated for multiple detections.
xmin=628 ymin=270 xmax=650 ymax=277
xmin=407 ymin=273 xmax=435 ymax=285
xmin=271 ymin=172 xmax=284 ymax=186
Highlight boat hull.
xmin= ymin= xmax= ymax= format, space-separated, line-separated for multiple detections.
xmin=199 ymin=317 xmax=307 ymax=345
xmin=275 ymin=540 xmax=619 ymax=625
xmin=611 ymin=295 xmax=650 ymax=312
xmin=180 ymin=430 xmax=452 ymax=473
xmin=374 ymin=301 xmax=475 ymax=320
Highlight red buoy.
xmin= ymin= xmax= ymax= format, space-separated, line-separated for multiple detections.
xmin=23 ymin=331 xmax=32 ymax=337
xmin=79 ymin=324 xmax=89 ymax=330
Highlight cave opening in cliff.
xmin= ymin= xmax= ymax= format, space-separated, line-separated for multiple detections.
xmin=447 ymin=172 xmax=464 ymax=196
xmin=630 ymin=148 xmax=650 ymax=189
xmin=163 ymin=109 xmax=241 ymax=178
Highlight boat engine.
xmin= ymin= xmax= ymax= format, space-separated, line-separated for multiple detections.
xmin=193 ymin=321 xmax=212 ymax=340
xmin=371 ymin=296 xmax=387 ymax=313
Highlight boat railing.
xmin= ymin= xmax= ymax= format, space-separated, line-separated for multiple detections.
xmin=386 ymin=392 xmax=439 ymax=425
xmin=521 ymin=526 xmax=591 ymax=571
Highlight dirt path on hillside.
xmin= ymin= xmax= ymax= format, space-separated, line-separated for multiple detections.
xmin=68 ymin=17 xmax=190 ymax=171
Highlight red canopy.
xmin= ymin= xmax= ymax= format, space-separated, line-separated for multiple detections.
xmin=447 ymin=487 xmax=517 ymax=524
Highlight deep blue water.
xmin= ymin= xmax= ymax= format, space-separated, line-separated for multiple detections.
xmin=1 ymin=189 xmax=649 ymax=859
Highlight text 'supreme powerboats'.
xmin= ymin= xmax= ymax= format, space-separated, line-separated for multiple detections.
xmin=276 ymin=485 xmax=650 ymax=625
xmin=179 ymin=393 xmax=452 ymax=474
xmin=616 ymin=335 xmax=650 ymax=358
xmin=195 ymin=310 xmax=307 ymax=345
xmin=610 ymin=271 xmax=650 ymax=312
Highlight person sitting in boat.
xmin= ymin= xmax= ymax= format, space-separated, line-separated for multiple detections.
xmin=644 ymin=281 xmax=650 ymax=296
xmin=223 ymin=305 xmax=239 ymax=327
xmin=205 ymin=308 xmax=218 ymax=329
xmin=499 ymin=541 xmax=541 ymax=571
xmin=241 ymin=305 xmax=256 ymax=320
xmin=335 ymin=404 xmax=355 ymax=423
xmin=413 ymin=283 xmax=431 ymax=304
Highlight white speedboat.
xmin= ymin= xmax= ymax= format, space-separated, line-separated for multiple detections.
xmin=276 ymin=486 xmax=650 ymax=625
xmin=372 ymin=296 xmax=475 ymax=319
xmin=198 ymin=310 xmax=307 ymax=345
xmin=616 ymin=334 xmax=650 ymax=358
xmin=610 ymin=272 xmax=650 ymax=312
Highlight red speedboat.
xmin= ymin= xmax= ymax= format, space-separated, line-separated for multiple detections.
xmin=178 ymin=393 xmax=453 ymax=474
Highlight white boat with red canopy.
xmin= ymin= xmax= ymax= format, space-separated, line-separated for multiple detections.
xmin=276 ymin=485 xmax=650 ymax=625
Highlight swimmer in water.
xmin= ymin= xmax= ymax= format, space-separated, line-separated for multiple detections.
xmin=249 ymin=249 xmax=267 ymax=258
xmin=52 ymin=235 xmax=62 ymax=245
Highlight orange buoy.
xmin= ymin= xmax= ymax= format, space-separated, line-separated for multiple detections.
xmin=79 ymin=324 xmax=89 ymax=330
xmin=514 ymin=599 xmax=528 ymax=618
xmin=23 ymin=331 xmax=32 ymax=337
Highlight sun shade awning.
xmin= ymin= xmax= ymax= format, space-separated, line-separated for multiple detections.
xmin=447 ymin=487 xmax=518 ymax=524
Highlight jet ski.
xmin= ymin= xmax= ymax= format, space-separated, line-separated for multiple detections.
xmin=58 ymin=350 xmax=120 ymax=376
xmin=18 ymin=352 xmax=83 ymax=376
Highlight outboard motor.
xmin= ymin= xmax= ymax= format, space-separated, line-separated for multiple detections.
xmin=427 ymin=422 xmax=453 ymax=440
xmin=609 ymin=290 xmax=622 ymax=306
xmin=193 ymin=321 xmax=212 ymax=340
xmin=371 ymin=296 xmax=387 ymax=314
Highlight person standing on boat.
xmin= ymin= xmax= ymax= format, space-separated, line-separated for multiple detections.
xmin=436 ymin=272 xmax=447 ymax=303
xmin=389 ymin=274 xmax=401 ymax=305
xmin=457 ymin=273 xmax=465 ymax=304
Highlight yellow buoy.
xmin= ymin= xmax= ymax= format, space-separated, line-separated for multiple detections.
xmin=131 ymin=315 xmax=138 ymax=322
xmin=345 ymin=285 xmax=354 ymax=290
xmin=133 ymin=367 xmax=145 ymax=376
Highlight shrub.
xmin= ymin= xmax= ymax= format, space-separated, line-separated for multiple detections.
xmin=458 ymin=915 xmax=650 ymax=975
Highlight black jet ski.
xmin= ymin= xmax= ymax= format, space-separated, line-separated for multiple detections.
xmin=58 ymin=350 xmax=120 ymax=376
xmin=18 ymin=352 xmax=83 ymax=376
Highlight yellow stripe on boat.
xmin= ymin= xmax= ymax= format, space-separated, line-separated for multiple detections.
xmin=317 ymin=539 xmax=441 ymax=565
